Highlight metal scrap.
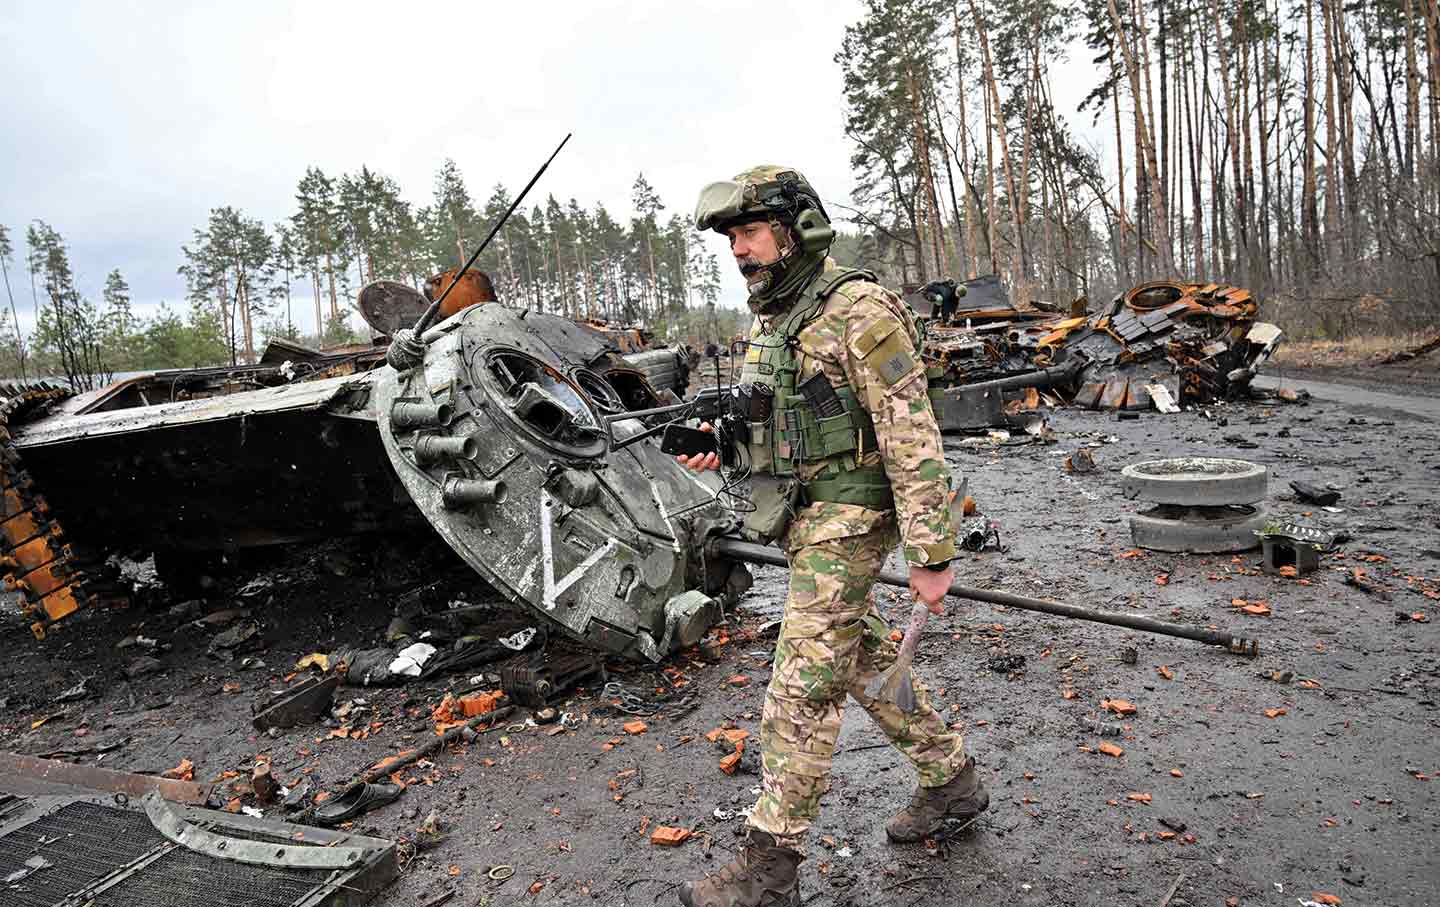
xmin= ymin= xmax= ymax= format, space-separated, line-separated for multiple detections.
xmin=921 ymin=278 xmax=1283 ymax=428
xmin=0 ymin=751 xmax=213 ymax=803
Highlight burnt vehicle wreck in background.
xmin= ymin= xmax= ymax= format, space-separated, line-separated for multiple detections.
xmin=914 ymin=277 xmax=1284 ymax=431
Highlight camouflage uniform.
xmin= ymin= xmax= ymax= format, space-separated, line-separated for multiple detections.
xmin=743 ymin=258 xmax=967 ymax=850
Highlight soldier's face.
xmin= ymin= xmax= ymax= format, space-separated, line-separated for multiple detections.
xmin=727 ymin=220 xmax=781 ymax=279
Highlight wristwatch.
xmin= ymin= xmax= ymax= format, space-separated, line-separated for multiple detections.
xmin=922 ymin=559 xmax=952 ymax=572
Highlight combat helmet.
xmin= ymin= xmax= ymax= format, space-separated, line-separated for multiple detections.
xmin=694 ymin=166 xmax=836 ymax=298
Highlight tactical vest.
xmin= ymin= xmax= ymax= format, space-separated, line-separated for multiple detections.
xmin=738 ymin=267 xmax=895 ymax=510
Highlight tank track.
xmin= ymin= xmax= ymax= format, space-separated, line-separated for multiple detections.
xmin=0 ymin=381 xmax=122 ymax=638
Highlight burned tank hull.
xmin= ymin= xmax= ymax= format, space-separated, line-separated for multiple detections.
xmin=2 ymin=305 xmax=741 ymax=657
xmin=919 ymin=277 xmax=1284 ymax=429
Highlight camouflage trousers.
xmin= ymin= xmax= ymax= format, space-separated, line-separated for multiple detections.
xmin=746 ymin=526 xmax=969 ymax=849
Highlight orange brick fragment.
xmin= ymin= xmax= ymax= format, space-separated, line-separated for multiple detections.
xmin=1126 ymin=792 xmax=1152 ymax=803
xmin=1263 ymin=707 xmax=1287 ymax=719
xmin=162 ymin=758 xmax=195 ymax=781
xmin=1102 ymin=698 xmax=1137 ymax=716
xmin=1157 ymin=830 xmax=1176 ymax=840
xmin=1061 ymin=689 xmax=1078 ymax=700
xmin=623 ymin=721 xmax=648 ymax=735
xmin=726 ymin=675 xmax=751 ymax=687
xmin=1311 ymin=894 xmax=1342 ymax=906
xmin=1097 ymin=742 xmax=1124 ymax=758
xmin=718 ymin=752 xmax=742 ymax=775
xmin=1169 ymin=768 xmax=1183 ymax=778
xmin=650 ymin=826 xmax=693 ymax=847
xmin=458 ymin=692 xmax=500 ymax=717
xmin=1156 ymin=666 xmax=1174 ymax=680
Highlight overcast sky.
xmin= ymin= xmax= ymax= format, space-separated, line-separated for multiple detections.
xmin=0 ymin=1 xmax=1101 ymax=333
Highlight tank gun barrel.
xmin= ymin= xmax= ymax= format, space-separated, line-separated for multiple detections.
xmin=958 ymin=359 xmax=1086 ymax=395
xmin=708 ymin=536 xmax=1258 ymax=656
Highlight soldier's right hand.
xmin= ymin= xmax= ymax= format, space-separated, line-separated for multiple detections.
xmin=677 ymin=422 xmax=721 ymax=471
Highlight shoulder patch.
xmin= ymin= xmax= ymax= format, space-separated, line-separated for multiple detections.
xmin=872 ymin=333 xmax=917 ymax=385
xmin=851 ymin=318 xmax=898 ymax=359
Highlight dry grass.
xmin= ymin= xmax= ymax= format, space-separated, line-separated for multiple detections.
xmin=1270 ymin=332 xmax=1439 ymax=369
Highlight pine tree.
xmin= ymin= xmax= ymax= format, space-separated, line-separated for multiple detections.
xmin=0 ymin=224 xmax=26 ymax=377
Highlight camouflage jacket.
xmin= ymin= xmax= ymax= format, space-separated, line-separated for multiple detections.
xmin=748 ymin=258 xmax=957 ymax=567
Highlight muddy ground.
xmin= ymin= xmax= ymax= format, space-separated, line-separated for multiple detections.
xmin=2 ymin=363 xmax=1438 ymax=907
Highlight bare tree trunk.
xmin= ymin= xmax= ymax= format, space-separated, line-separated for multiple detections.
xmin=1158 ymin=0 xmax=1170 ymax=259
xmin=905 ymin=66 xmax=939 ymax=281
xmin=971 ymin=0 xmax=1024 ymax=302
xmin=1183 ymin=22 xmax=1205 ymax=277
xmin=1425 ymin=0 xmax=1440 ymax=176
xmin=954 ymin=19 xmax=980 ymax=279
xmin=1302 ymin=1 xmax=1320 ymax=275
xmin=983 ymin=34 xmax=998 ymax=276
xmin=1113 ymin=57 xmax=1129 ymax=285
xmin=1111 ymin=0 xmax=1174 ymax=273
xmin=1321 ymin=0 xmax=1341 ymax=260
xmin=1331 ymin=0 xmax=1360 ymax=262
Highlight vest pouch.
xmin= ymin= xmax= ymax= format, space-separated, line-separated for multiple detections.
xmin=814 ymin=411 xmax=861 ymax=457
xmin=746 ymin=423 xmax=774 ymax=474
xmin=744 ymin=475 xmax=802 ymax=544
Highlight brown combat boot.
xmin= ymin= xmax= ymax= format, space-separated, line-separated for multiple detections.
xmin=885 ymin=759 xmax=990 ymax=842
xmin=678 ymin=829 xmax=802 ymax=907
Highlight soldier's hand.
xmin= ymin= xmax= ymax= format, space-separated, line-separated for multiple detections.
xmin=908 ymin=564 xmax=952 ymax=615
xmin=676 ymin=422 xmax=721 ymax=472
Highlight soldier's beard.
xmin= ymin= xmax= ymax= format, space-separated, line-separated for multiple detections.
xmin=737 ymin=257 xmax=764 ymax=277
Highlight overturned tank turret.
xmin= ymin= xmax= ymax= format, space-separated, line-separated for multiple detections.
xmin=374 ymin=304 xmax=742 ymax=660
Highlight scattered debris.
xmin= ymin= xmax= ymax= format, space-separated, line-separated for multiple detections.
xmin=123 ymin=656 xmax=164 ymax=679
xmin=388 ymin=642 xmax=437 ymax=677
xmin=1084 ymin=718 xmax=1126 ymax=738
xmin=1257 ymin=522 xmax=1334 ymax=576
xmin=251 ymin=761 xmax=278 ymax=803
xmin=313 ymin=782 xmax=404 ymax=827
xmin=1101 ymin=698 xmax=1137 ymax=716
xmin=649 ymin=826 xmax=692 ymax=847
xmin=1290 ymin=480 xmax=1341 ymax=507
xmin=498 ymin=627 xmax=538 ymax=651
xmin=0 ymin=752 xmax=212 ymax=803
xmin=4 ymin=854 xmax=52 ymax=883
xmin=252 ymin=674 xmax=339 ymax=731
xmin=987 ymin=653 xmax=1027 ymax=674
xmin=53 ymin=677 xmax=93 ymax=703
xmin=1064 ymin=448 xmax=1097 ymax=474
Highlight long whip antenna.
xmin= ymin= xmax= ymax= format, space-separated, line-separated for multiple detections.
xmin=412 ymin=133 xmax=572 ymax=334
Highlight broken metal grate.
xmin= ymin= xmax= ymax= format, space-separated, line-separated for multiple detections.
xmin=0 ymin=795 xmax=395 ymax=907
xmin=0 ymin=801 xmax=164 ymax=907
xmin=93 ymin=845 xmax=329 ymax=907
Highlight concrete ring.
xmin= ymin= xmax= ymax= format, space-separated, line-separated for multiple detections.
xmin=1130 ymin=504 xmax=1270 ymax=553
xmin=1121 ymin=457 xmax=1267 ymax=506
xmin=488 ymin=865 xmax=515 ymax=881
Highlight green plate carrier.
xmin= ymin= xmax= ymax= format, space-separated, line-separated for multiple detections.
xmin=740 ymin=267 xmax=895 ymax=510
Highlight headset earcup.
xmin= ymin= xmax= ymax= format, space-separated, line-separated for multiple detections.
xmin=793 ymin=208 xmax=835 ymax=254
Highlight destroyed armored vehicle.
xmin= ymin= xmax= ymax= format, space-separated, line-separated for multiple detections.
xmin=1 ymin=282 xmax=742 ymax=657
xmin=915 ymin=278 xmax=1284 ymax=430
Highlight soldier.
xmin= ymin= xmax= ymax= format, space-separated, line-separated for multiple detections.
xmin=676 ymin=167 xmax=989 ymax=907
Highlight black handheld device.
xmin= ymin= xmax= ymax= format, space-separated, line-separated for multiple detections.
xmin=660 ymin=424 xmax=721 ymax=459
